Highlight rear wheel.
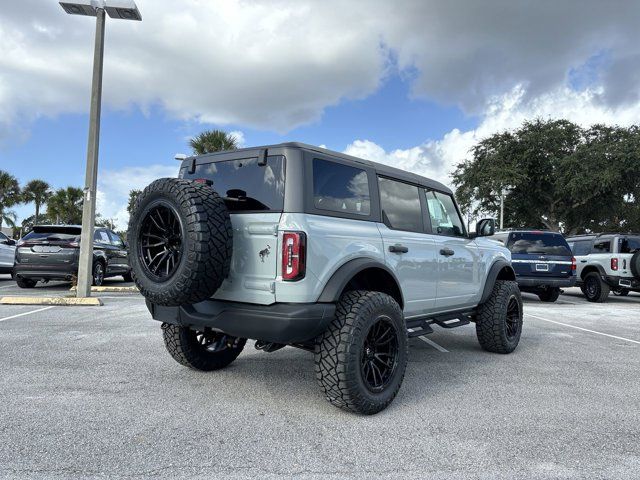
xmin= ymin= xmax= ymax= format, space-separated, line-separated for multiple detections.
xmin=16 ymin=277 xmax=37 ymax=288
xmin=538 ymin=287 xmax=560 ymax=302
xmin=583 ymin=272 xmax=609 ymax=302
xmin=315 ymin=291 xmax=408 ymax=415
xmin=476 ymin=280 xmax=523 ymax=354
xmin=162 ymin=323 xmax=246 ymax=371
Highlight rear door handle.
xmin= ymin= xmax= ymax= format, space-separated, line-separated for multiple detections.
xmin=389 ymin=244 xmax=409 ymax=254
xmin=439 ymin=248 xmax=455 ymax=257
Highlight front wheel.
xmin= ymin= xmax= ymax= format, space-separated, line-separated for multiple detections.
xmin=476 ymin=280 xmax=523 ymax=354
xmin=162 ymin=323 xmax=246 ymax=371
xmin=538 ymin=287 xmax=560 ymax=302
xmin=315 ymin=291 xmax=408 ymax=415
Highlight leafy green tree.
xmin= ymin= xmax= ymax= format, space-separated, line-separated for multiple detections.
xmin=22 ymin=179 xmax=51 ymax=226
xmin=189 ymin=129 xmax=239 ymax=155
xmin=453 ymin=119 xmax=640 ymax=234
xmin=127 ymin=189 xmax=142 ymax=215
xmin=46 ymin=187 xmax=84 ymax=225
xmin=95 ymin=214 xmax=115 ymax=230
xmin=0 ymin=170 xmax=21 ymax=228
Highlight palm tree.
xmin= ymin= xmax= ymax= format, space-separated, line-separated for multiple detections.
xmin=0 ymin=170 xmax=21 ymax=228
xmin=189 ymin=129 xmax=239 ymax=155
xmin=22 ymin=179 xmax=51 ymax=226
xmin=46 ymin=187 xmax=84 ymax=225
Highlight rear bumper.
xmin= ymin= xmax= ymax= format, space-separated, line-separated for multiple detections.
xmin=603 ymin=275 xmax=640 ymax=290
xmin=517 ymin=276 xmax=576 ymax=289
xmin=13 ymin=264 xmax=77 ymax=281
xmin=146 ymin=299 xmax=336 ymax=344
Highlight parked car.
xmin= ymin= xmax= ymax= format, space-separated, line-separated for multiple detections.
xmin=0 ymin=231 xmax=17 ymax=274
xmin=13 ymin=225 xmax=132 ymax=288
xmin=566 ymin=233 xmax=640 ymax=302
xmin=127 ymin=142 xmax=523 ymax=415
xmin=489 ymin=230 xmax=576 ymax=302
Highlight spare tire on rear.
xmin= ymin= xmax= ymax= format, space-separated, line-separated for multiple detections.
xmin=630 ymin=251 xmax=640 ymax=279
xmin=127 ymin=178 xmax=233 ymax=306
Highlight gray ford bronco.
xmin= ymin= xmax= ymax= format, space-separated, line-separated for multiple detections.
xmin=128 ymin=143 xmax=523 ymax=414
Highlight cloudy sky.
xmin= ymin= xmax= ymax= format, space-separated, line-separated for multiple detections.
xmin=2 ymin=0 xmax=640 ymax=229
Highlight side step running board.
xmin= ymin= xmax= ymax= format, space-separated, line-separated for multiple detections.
xmin=405 ymin=309 xmax=475 ymax=337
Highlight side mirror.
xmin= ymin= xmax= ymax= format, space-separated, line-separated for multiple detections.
xmin=475 ymin=218 xmax=496 ymax=237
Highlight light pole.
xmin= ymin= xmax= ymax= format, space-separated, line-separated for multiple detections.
xmin=59 ymin=0 xmax=141 ymax=297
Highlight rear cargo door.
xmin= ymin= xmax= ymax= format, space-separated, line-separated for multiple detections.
xmin=508 ymin=232 xmax=573 ymax=279
xmin=16 ymin=226 xmax=81 ymax=269
xmin=182 ymin=154 xmax=286 ymax=305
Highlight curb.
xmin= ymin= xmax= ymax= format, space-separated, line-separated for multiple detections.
xmin=0 ymin=296 xmax=103 ymax=306
xmin=69 ymin=286 xmax=139 ymax=293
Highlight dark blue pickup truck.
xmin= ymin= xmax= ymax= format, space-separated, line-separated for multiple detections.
xmin=489 ymin=230 xmax=576 ymax=302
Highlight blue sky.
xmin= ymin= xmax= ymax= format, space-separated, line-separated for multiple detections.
xmin=2 ymin=0 xmax=639 ymax=229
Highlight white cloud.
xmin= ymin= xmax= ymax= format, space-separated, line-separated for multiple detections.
xmin=96 ymin=163 xmax=178 ymax=230
xmin=2 ymin=1 xmax=639 ymax=140
xmin=344 ymin=84 xmax=640 ymax=189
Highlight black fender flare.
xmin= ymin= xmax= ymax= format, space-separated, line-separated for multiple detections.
xmin=317 ymin=257 xmax=404 ymax=307
xmin=580 ymin=263 xmax=607 ymax=280
xmin=480 ymin=260 xmax=517 ymax=304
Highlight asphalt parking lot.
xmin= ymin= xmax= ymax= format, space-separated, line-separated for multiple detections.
xmin=0 ymin=274 xmax=639 ymax=479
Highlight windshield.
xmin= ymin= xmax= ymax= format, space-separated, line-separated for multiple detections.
xmin=183 ymin=155 xmax=285 ymax=212
xmin=507 ymin=232 xmax=572 ymax=256
xmin=620 ymin=236 xmax=640 ymax=253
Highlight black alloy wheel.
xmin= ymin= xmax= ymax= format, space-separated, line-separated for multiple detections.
xmin=138 ymin=203 xmax=183 ymax=281
xmin=505 ymin=295 xmax=521 ymax=340
xmin=585 ymin=275 xmax=598 ymax=298
xmin=360 ymin=316 xmax=399 ymax=393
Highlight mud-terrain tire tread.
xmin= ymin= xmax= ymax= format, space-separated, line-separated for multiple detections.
xmin=128 ymin=178 xmax=232 ymax=306
xmin=476 ymin=280 xmax=523 ymax=354
xmin=583 ymin=272 xmax=609 ymax=303
xmin=314 ymin=290 xmax=408 ymax=415
xmin=162 ymin=323 xmax=246 ymax=371
xmin=538 ymin=287 xmax=560 ymax=302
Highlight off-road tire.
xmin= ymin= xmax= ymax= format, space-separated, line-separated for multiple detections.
xmin=16 ymin=277 xmax=36 ymax=288
xmin=476 ymin=280 xmax=523 ymax=354
xmin=162 ymin=323 xmax=246 ymax=371
xmin=314 ymin=291 xmax=408 ymax=415
xmin=538 ymin=287 xmax=560 ymax=302
xmin=630 ymin=251 xmax=640 ymax=279
xmin=128 ymin=178 xmax=233 ymax=306
xmin=583 ymin=272 xmax=609 ymax=303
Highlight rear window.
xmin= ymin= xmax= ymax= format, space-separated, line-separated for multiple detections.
xmin=507 ymin=232 xmax=572 ymax=256
xmin=568 ymin=240 xmax=591 ymax=256
xmin=184 ymin=156 xmax=285 ymax=212
xmin=23 ymin=231 xmax=80 ymax=242
xmin=619 ymin=236 xmax=640 ymax=253
xmin=312 ymin=159 xmax=370 ymax=216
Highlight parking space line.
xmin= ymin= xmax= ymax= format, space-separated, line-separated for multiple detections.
xmin=0 ymin=284 xmax=17 ymax=290
xmin=418 ymin=337 xmax=449 ymax=352
xmin=0 ymin=306 xmax=55 ymax=323
xmin=526 ymin=313 xmax=640 ymax=345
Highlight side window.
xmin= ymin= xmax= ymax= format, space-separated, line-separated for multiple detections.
xmin=425 ymin=190 xmax=465 ymax=237
xmin=592 ymin=240 xmax=611 ymax=253
xmin=108 ymin=231 xmax=124 ymax=248
xmin=571 ymin=240 xmax=591 ymax=256
xmin=94 ymin=230 xmax=110 ymax=243
xmin=378 ymin=177 xmax=423 ymax=232
xmin=312 ymin=159 xmax=370 ymax=216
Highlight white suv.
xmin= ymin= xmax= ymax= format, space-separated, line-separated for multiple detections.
xmin=128 ymin=143 xmax=523 ymax=414
xmin=566 ymin=233 xmax=640 ymax=302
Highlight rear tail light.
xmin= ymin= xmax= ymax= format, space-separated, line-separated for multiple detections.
xmin=282 ymin=231 xmax=306 ymax=281
xmin=193 ymin=178 xmax=213 ymax=186
xmin=611 ymin=258 xmax=618 ymax=271
xmin=571 ymin=257 xmax=576 ymax=271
